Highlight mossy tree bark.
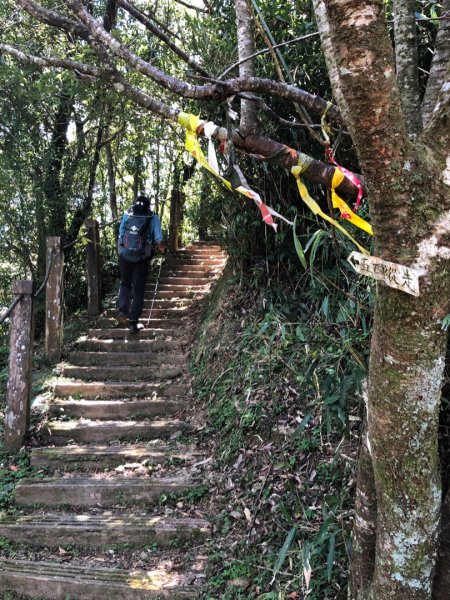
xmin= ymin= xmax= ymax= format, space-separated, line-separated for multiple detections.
xmin=235 ymin=0 xmax=258 ymax=134
xmin=313 ymin=1 xmax=450 ymax=598
xmin=393 ymin=0 xmax=422 ymax=135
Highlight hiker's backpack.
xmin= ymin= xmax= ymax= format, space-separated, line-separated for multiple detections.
xmin=119 ymin=212 xmax=153 ymax=263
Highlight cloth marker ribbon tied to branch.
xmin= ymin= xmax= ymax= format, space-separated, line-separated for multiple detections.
xmin=291 ymin=154 xmax=371 ymax=255
xmin=330 ymin=169 xmax=373 ymax=236
xmin=177 ymin=112 xmax=293 ymax=232
xmin=326 ymin=148 xmax=364 ymax=212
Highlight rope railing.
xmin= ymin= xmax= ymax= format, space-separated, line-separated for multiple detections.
xmin=1 ymin=217 xmax=121 ymax=324
xmin=0 ymin=294 xmax=24 ymax=325
xmin=34 ymin=247 xmax=56 ymax=298
xmin=0 ymin=247 xmax=58 ymax=325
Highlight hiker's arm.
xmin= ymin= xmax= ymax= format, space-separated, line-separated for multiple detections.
xmin=117 ymin=213 xmax=127 ymax=252
xmin=152 ymin=216 xmax=165 ymax=253
xmin=118 ymin=214 xmax=127 ymax=244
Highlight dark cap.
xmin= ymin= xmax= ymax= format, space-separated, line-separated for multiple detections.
xmin=133 ymin=195 xmax=151 ymax=214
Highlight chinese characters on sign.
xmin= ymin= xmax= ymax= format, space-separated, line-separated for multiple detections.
xmin=347 ymin=251 xmax=421 ymax=297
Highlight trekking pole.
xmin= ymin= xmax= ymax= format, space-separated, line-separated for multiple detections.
xmin=146 ymin=255 xmax=164 ymax=328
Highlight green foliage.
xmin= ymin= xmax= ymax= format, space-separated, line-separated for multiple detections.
xmin=0 ymin=451 xmax=37 ymax=512
xmin=192 ymin=234 xmax=370 ymax=596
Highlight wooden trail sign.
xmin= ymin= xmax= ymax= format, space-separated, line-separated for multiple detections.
xmin=347 ymin=251 xmax=421 ymax=297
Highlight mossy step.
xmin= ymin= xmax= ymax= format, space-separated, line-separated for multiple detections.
xmin=0 ymin=514 xmax=210 ymax=549
xmin=68 ymin=351 xmax=187 ymax=367
xmin=30 ymin=443 xmax=201 ymax=471
xmin=0 ymin=559 xmax=201 ymax=599
xmin=61 ymin=365 xmax=185 ymax=381
xmin=54 ymin=380 xmax=185 ymax=398
xmin=87 ymin=328 xmax=184 ymax=339
xmin=15 ymin=475 xmax=196 ymax=507
xmin=77 ymin=338 xmax=183 ymax=352
xmin=41 ymin=419 xmax=193 ymax=445
xmin=49 ymin=397 xmax=185 ymax=420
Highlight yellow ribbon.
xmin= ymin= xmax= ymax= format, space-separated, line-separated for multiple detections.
xmin=291 ymin=160 xmax=370 ymax=255
xmin=331 ymin=169 xmax=373 ymax=236
xmin=179 ymin=112 xmax=233 ymax=190
xmin=178 ymin=112 xmax=292 ymax=230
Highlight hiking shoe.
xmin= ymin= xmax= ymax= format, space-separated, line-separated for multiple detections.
xmin=128 ymin=321 xmax=143 ymax=334
xmin=116 ymin=311 xmax=128 ymax=326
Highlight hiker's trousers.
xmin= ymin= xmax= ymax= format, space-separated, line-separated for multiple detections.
xmin=117 ymin=256 xmax=149 ymax=322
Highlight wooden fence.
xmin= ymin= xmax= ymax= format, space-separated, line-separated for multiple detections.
xmin=1 ymin=220 xmax=102 ymax=452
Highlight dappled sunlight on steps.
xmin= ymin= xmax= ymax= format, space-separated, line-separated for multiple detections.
xmin=0 ymin=242 xmax=226 ymax=599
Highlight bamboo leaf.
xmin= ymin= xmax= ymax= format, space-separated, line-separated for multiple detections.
xmin=327 ymin=534 xmax=336 ymax=581
xmin=304 ymin=229 xmax=324 ymax=253
xmin=293 ymin=216 xmax=307 ymax=270
xmin=303 ymin=541 xmax=312 ymax=590
xmin=293 ymin=414 xmax=312 ymax=437
xmin=271 ymin=526 xmax=297 ymax=584
xmin=309 ymin=230 xmax=325 ymax=268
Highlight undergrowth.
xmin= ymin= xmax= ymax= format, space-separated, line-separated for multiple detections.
xmin=192 ymin=235 xmax=373 ymax=599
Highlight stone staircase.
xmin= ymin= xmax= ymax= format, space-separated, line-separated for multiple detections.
xmin=0 ymin=242 xmax=226 ymax=599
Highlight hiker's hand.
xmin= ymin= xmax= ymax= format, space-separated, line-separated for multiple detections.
xmin=157 ymin=242 xmax=166 ymax=254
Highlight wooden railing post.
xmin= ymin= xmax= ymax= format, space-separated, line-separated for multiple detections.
xmin=84 ymin=219 xmax=101 ymax=315
xmin=45 ymin=237 xmax=64 ymax=362
xmin=5 ymin=280 xmax=35 ymax=452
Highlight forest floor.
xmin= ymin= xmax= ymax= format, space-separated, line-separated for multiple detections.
xmin=0 ymin=252 xmax=365 ymax=599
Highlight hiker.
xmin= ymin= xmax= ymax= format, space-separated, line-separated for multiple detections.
xmin=117 ymin=195 xmax=165 ymax=333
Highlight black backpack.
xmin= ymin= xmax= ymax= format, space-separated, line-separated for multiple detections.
xmin=119 ymin=212 xmax=153 ymax=263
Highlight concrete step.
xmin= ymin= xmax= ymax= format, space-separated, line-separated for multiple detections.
xmin=61 ymin=365 xmax=185 ymax=381
xmin=96 ymin=318 xmax=187 ymax=328
xmin=54 ymin=380 xmax=185 ymax=399
xmin=149 ymin=277 xmax=212 ymax=286
xmin=149 ymin=289 xmax=199 ymax=299
xmin=0 ymin=559 xmax=202 ymax=599
xmin=41 ymin=419 xmax=193 ymax=445
xmin=30 ymin=443 xmax=201 ymax=471
xmin=176 ymin=248 xmax=226 ymax=255
xmin=187 ymin=241 xmax=223 ymax=247
xmin=77 ymin=338 xmax=183 ymax=352
xmin=142 ymin=298 xmax=192 ymax=307
xmin=146 ymin=283 xmax=209 ymax=293
xmin=160 ymin=271 xmax=215 ymax=279
xmin=68 ymin=351 xmax=187 ymax=367
xmin=164 ymin=264 xmax=218 ymax=273
xmin=49 ymin=397 xmax=185 ymax=420
xmin=0 ymin=514 xmax=210 ymax=549
xmin=105 ymin=308 xmax=190 ymax=319
xmin=87 ymin=327 xmax=184 ymax=339
xmin=15 ymin=475 xmax=197 ymax=508
xmin=167 ymin=257 xmax=226 ymax=266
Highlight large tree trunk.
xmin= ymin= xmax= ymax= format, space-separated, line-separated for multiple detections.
xmin=421 ymin=0 xmax=450 ymax=126
xmin=350 ymin=419 xmax=377 ymax=598
xmin=393 ymin=0 xmax=422 ymax=135
xmin=235 ymin=0 xmax=258 ymax=134
xmin=313 ymin=1 xmax=450 ymax=598
xmin=42 ymin=90 xmax=73 ymax=237
xmin=105 ymin=140 xmax=118 ymax=221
